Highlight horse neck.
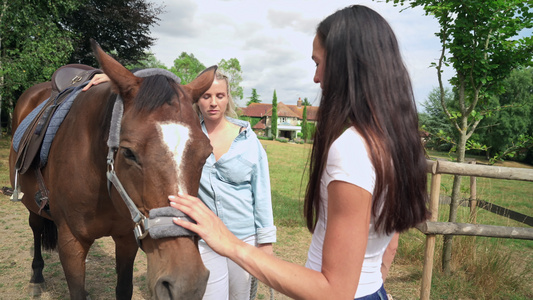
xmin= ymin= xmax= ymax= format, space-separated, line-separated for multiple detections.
xmin=73 ymin=88 xmax=117 ymax=149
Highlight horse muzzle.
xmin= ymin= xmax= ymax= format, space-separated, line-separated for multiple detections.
xmin=144 ymin=237 xmax=209 ymax=300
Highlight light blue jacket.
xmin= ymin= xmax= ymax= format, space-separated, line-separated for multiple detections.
xmin=198 ymin=117 xmax=276 ymax=244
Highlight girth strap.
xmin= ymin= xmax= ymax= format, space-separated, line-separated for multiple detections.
xmin=35 ymin=168 xmax=51 ymax=217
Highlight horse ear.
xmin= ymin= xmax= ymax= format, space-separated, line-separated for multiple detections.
xmin=90 ymin=39 xmax=141 ymax=100
xmin=182 ymin=65 xmax=217 ymax=103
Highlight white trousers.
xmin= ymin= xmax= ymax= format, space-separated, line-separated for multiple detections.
xmin=199 ymin=235 xmax=256 ymax=300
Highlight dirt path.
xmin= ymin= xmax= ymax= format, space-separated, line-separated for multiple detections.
xmin=0 ymin=192 xmax=312 ymax=299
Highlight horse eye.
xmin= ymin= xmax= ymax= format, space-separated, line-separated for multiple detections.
xmin=121 ymin=148 xmax=138 ymax=164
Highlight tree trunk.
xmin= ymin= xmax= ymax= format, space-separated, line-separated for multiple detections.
xmin=442 ymin=122 xmax=467 ymax=274
xmin=0 ymin=0 xmax=6 ymax=134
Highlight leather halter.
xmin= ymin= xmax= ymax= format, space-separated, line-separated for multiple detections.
xmin=105 ymin=72 xmax=195 ymax=247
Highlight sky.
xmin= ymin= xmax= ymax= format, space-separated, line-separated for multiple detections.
xmin=147 ymin=0 xmax=454 ymax=109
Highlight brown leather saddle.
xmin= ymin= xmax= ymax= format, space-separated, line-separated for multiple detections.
xmin=14 ymin=64 xmax=102 ymax=175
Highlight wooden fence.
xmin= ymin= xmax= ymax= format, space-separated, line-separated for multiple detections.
xmin=417 ymin=159 xmax=533 ymax=300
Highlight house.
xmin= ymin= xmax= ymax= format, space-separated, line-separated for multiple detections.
xmin=240 ymin=98 xmax=318 ymax=140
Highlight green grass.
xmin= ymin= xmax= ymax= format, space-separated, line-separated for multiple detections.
xmin=261 ymin=140 xmax=310 ymax=228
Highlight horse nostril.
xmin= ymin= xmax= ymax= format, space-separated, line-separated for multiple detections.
xmin=155 ymin=278 xmax=173 ymax=300
xmin=155 ymin=273 xmax=207 ymax=300
xmin=162 ymin=280 xmax=170 ymax=288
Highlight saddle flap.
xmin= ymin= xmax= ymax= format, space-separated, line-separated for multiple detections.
xmin=15 ymin=64 xmax=102 ymax=174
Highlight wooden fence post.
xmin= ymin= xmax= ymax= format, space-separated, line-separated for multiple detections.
xmin=469 ymin=160 xmax=477 ymax=260
xmin=420 ymin=162 xmax=441 ymax=300
xmin=469 ymin=160 xmax=477 ymax=224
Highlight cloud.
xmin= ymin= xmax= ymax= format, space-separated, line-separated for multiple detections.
xmin=153 ymin=0 xmax=200 ymax=38
xmin=148 ymin=0 xmax=453 ymax=110
xmin=267 ymin=10 xmax=318 ymax=34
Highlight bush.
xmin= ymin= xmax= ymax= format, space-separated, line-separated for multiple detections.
xmin=258 ymin=136 xmax=273 ymax=140
xmin=276 ymin=137 xmax=289 ymax=143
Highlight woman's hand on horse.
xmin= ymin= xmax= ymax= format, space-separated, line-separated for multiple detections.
xmin=169 ymin=194 xmax=240 ymax=257
xmin=82 ymin=73 xmax=110 ymax=91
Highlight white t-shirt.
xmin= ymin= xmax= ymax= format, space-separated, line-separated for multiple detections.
xmin=305 ymin=127 xmax=393 ymax=298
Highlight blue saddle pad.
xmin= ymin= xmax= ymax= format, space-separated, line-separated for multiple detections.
xmin=12 ymin=83 xmax=88 ymax=167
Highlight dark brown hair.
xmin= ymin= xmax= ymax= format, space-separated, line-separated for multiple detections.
xmin=304 ymin=5 xmax=429 ymax=234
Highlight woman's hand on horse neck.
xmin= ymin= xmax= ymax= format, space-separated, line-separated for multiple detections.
xmin=170 ymin=181 xmax=372 ymax=300
xmin=82 ymin=74 xmax=110 ymax=91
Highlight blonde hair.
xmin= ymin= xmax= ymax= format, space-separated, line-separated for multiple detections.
xmin=193 ymin=69 xmax=238 ymax=119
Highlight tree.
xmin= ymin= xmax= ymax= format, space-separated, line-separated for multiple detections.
xmin=125 ymin=51 xmax=168 ymax=71
xmin=0 ymin=0 xmax=162 ymax=132
xmin=246 ymin=88 xmax=261 ymax=106
xmin=218 ymin=58 xmax=244 ymax=100
xmin=302 ymin=104 xmax=309 ymax=142
xmin=386 ymin=0 xmax=533 ymax=275
xmin=62 ymin=0 xmax=163 ymax=66
xmin=478 ymin=68 xmax=533 ymax=162
xmin=419 ymin=87 xmax=456 ymax=151
xmin=271 ymin=90 xmax=278 ymax=138
xmin=302 ymin=97 xmax=311 ymax=106
xmin=0 ymin=0 xmax=6 ymax=129
xmin=1 ymin=0 xmax=79 ymax=132
xmin=170 ymin=52 xmax=206 ymax=84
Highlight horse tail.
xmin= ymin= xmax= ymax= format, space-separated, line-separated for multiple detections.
xmin=41 ymin=218 xmax=58 ymax=251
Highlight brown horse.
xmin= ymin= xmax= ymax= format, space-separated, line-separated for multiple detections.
xmin=9 ymin=40 xmax=214 ymax=299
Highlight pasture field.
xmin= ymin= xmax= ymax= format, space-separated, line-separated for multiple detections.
xmin=0 ymin=136 xmax=531 ymax=299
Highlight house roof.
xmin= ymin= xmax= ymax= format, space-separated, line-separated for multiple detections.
xmin=252 ymin=118 xmax=267 ymax=129
xmin=241 ymin=103 xmax=272 ymax=118
xmin=276 ymin=103 xmax=300 ymax=118
xmin=241 ymin=101 xmax=318 ymax=121
xmin=287 ymin=104 xmax=318 ymax=121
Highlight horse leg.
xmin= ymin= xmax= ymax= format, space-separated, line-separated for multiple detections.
xmin=113 ymin=235 xmax=138 ymax=300
xmin=56 ymin=224 xmax=92 ymax=300
xmin=28 ymin=211 xmax=47 ymax=297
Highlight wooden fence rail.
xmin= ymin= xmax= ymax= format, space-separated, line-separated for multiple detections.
xmin=427 ymin=159 xmax=533 ymax=181
xmin=416 ymin=221 xmax=533 ymax=240
xmin=419 ymin=159 xmax=533 ymax=300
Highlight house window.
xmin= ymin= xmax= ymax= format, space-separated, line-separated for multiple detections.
xmin=280 ymin=117 xmax=287 ymax=123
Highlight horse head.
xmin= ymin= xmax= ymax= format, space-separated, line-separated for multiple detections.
xmin=92 ymin=40 xmax=213 ymax=299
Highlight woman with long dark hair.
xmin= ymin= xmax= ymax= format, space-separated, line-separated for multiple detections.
xmin=171 ymin=5 xmax=428 ymax=299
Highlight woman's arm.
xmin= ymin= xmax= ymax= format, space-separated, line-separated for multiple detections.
xmin=252 ymin=142 xmax=276 ymax=244
xmin=257 ymin=243 xmax=273 ymax=255
xmin=381 ymin=232 xmax=399 ymax=281
xmin=170 ymin=180 xmax=372 ymax=300
xmin=82 ymin=73 xmax=110 ymax=91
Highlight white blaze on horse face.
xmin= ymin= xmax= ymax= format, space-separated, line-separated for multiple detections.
xmin=158 ymin=122 xmax=191 ymax=194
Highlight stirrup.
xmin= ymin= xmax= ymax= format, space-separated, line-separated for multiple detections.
xmin=10 ymin=169 xmax=24 ymax=202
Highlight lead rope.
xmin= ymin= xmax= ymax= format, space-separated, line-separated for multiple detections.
xmin=249 ymin=276 xmax=257 ymax=300
xmin=249 ymin=275 xmax=274 ymax=300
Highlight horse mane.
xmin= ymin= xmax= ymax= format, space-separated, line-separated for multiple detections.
xmin=133 ymin=75 xmax=182 ymax=112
